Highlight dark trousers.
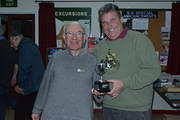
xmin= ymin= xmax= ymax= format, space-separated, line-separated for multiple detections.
xmin=102 ymin=107 xmax=152 ymax=120
xmin=15 ymin=92 xmax=37 ymax=120
xmin=0 ymin=84 xmax=9 ymax=120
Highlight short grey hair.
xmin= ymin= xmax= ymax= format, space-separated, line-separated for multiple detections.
xmin=0 ymin=24 xmax=6 ymax=36
xmin=64 ymin=21 xmax=85 ymax=34
xmin=98 ymin=3 xmax=121 ymax=23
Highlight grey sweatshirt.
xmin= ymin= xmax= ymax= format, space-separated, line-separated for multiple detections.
xmin=32 ymin=49 xmax=98 ymax=120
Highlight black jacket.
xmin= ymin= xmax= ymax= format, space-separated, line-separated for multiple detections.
xmin=0 ymin=38 xmax=17 ymax=85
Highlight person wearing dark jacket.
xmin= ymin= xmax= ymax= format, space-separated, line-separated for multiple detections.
xmin=9 ymin=32 xmax=44 ymax=120
xmin=0 ymin=24 xmax=18 ymax=120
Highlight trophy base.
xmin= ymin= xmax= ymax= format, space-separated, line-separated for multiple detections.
xmin=94 ymin=81 xmax=110 ymax=93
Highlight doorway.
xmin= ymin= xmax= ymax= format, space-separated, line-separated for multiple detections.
xmin=0 ymin=14 xmax=35 ymax=41
xmin=8 ymin=14 xmax=35 ymax=41
xmin=0 ymin=14 xmax=35 ymax=99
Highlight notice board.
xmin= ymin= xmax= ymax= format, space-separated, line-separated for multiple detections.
xmin=121 ymin=9 xmax=171 ymax=71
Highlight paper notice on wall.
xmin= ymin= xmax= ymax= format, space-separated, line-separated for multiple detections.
xmin=165 ymin=11 xmax=171 ymax=29
xmin=132 ymin=18 xmax=148 ymax=30
xmin=55 ymin=18 xmax=64 ymax=36
xmin=57 ymin=40 xmax=63 ymax=48
xmin=160 ymin=56 xmax=168 ymax=66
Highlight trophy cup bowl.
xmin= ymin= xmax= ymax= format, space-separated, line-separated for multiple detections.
xmin=94 ymin=63 xmax=110 ymax=93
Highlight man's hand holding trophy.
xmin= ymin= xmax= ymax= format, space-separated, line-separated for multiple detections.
xmin=94 ymin=49 xmax=120 ymax=93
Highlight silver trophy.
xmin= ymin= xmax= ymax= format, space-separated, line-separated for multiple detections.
xmin=94 ymin=49 xmax=120 ymax=93
xmin=94 ymin=63 xmax=110 ymax=92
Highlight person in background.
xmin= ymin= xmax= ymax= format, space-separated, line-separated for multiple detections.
xmin=92 ymin=3 xmax=161 ymax=120
xmin=0 ymin=24 xmax=18 ymax=120
xmin=32 ymin=21 xmax=98 ymax=120
xmin=9 ymin=32 xmax=44 ymax=120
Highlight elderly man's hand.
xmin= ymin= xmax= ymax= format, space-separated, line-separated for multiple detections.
xmin=32 ymin=114 xmax=40 ymax=120
xmin=107 ymin=80 xmax=124 ymax=98
xmin=91 ymin=88 xmax=105 ymax=96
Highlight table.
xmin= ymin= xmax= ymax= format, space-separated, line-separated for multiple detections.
xmin=153 ymin=85 xmax=180 ymax=109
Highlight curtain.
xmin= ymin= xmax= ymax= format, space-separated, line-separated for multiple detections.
xmin=39 ymin=3 xmax=56 ymax=66
xmin=166 ymin=3 xmax=180 ymax=75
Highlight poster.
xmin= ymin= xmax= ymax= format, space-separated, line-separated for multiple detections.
xmin=160 ymin=11 xmax=171 ymax=66
xmin=55 ymin=8 xmax=91 ymax=48
xmin=160 ymin=27 xmax=170 ymax=66
xmin=121 ymin=9 xmax=156 ymax=35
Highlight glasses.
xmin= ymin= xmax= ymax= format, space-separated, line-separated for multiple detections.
xmin=65 ymin=31 xmax=85 ymax=38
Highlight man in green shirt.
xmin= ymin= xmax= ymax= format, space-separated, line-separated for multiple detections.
xmin=92 ymin=3 xmax=161 ymax=120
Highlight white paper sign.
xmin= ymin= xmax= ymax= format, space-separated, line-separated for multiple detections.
xmin=132 ymin=19 xmax=148 ymax=30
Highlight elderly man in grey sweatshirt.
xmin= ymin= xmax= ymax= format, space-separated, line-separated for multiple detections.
xmin=32 ymin=21 xmax=99 ymax=120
